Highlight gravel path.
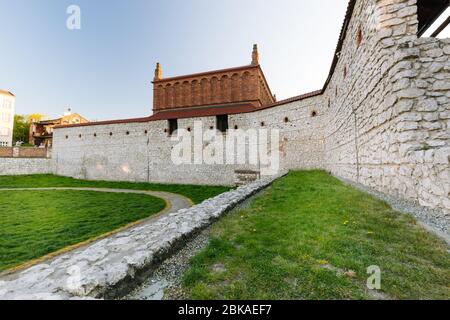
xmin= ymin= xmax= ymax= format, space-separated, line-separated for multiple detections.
xmin=125 ymin=189 xmax=269 ymax=300
xmin=124 ymin=227 xmax=211 ymax=300
xmin=0 ymin=187 xmax=193 ymax=216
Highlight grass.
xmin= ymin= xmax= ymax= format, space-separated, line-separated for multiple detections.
xmin=182 ymin=171 xmax=450 ymax=300
xmin=0 ymin=190 xmax=167 ymax=271
xmin=0 ymin=174 xmax=231 ymax=204
xmin=0 ymin=174 xmax=229 ymax=272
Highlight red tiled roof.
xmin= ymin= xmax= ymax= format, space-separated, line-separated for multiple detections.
xmin=54 ymin=104 xmax=258 ymax=128
xmin=148 ymin=103 xmax=258 ymax=121
xmin=54 ymin=116 xmax=152 ymax=129
xmin=0 ymin=89 xmax=15 ymax=97
xmin=255 ymin=90 xmax=323 ymax=111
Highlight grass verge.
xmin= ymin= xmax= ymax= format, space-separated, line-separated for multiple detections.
xmin=182 ymin=171 xmax=450 ymax=300
xmin=0 ymin=190 xmax=166 ymax=271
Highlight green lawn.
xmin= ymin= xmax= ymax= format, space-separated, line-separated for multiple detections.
xmin=0 ymin=190 xmax=166 ymax=272
xmin=0 ymin=174 xmax=230 ymax=272
xmin=0 ymin=174 xmax=230 ymax=204
xmin=182 ymin=171 xmax=450 ymax=300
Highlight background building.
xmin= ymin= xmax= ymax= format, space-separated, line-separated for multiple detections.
xmin=51 ymin=0 xmax=450 ymax=221
xmin=0 ymin=90 xmax=15 ymax=147
xmin=29 ymin=108 xmax=88 ymax=147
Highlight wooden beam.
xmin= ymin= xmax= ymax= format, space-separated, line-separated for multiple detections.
xmin=431 ymin=15 xmax=450 ymax=37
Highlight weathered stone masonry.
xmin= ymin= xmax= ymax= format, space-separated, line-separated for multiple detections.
xmin=322 ymin=0 xmax=450 ymax=219
xmin=52 ymin=97 xmax=325 ymax=186
xmin=51 ymin=0 xmax=449 ymax=221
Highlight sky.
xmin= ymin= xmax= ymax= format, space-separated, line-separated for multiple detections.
xmin=1 ymin=1 xmax=352 ymax=121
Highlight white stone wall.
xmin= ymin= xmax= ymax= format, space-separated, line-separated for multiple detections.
xmin=383 ymin=37 xmax=450 ymax=212
xmin=51 ymin=0 xmax=449 ymax=221
xmin=322 ymin=0 xmax=449 ymax=216
xmin=0 ymin=158 xmax=53 ymax=175
xmin=52 ymin=96 xmax=325 ymax=186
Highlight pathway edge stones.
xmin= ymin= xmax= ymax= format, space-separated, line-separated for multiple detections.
xmin=0 ymin=172 xmax=286 ymax=300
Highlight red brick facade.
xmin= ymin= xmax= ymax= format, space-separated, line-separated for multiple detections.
xmin=152 ymin=45 xmax=275 ymax=113
xmin=0 ymin=147 xmax=49 ymax=158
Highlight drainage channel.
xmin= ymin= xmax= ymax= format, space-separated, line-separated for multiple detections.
xmin=123 ymin=227 xmax=211 ymax=300
xmin=122 ymin=189 xmax=266 ymax=300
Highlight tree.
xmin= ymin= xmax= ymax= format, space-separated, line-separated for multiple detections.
xmin=27 ymin=114 xmax=43 ymax=123
xmin=13 ymin=114 xmax=45 ymax=146
xmin=13 ymin=115 xmax=29 ymax=145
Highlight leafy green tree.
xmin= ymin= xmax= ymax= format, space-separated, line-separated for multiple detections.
xmin=13 ymin=115 xmax=30 ymax=145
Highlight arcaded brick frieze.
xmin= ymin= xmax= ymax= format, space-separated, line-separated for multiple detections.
xmin=152 ymin=65 xmax=275 ymax=112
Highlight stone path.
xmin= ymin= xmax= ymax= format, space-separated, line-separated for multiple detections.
xmin=0 ymin=187 xmax=192 ymax=215
xmin=0 ymin=173 xmax=285 ymax=300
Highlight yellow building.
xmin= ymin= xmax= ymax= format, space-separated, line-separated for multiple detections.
xmin=30 ymin=108 xmax=88 ymax=147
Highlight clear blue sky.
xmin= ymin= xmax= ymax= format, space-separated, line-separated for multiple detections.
xmin=0 ymin=0 xmax=348 ymax=121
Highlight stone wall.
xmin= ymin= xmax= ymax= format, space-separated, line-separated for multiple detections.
xmin=52 ymin=95 xmax=325 ymax=186
xmin=0 ymin=147 xmax=13 ymax=157
xmin=385 ymin=37 xmax=450 ymax=212
xmin=51 ymin=0 xmax=449 ymax=219
xmin=18 ymin=147 xmax=50 ymax=158
xmin=0 ymin=158 xmax=53 ymax=176
xmin=321 ymin=0 xmax=449 ymax=217
xmin=0 ymin=147 xmax=50 ymax=158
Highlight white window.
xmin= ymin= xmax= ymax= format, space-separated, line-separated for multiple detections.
xmin=1 ymin=113 xmax=10 ymax=122
xmin=0 ymin=128 xmax=10 ymax=136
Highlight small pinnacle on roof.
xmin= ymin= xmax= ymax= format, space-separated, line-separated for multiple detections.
xmin=251 ymin=44 xmax=259 ymax=66
xmin=154 ymin=62 xmax=163 ymax=81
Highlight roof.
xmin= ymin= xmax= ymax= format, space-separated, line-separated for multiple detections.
xmin=54 ymin=116 xmax=151 ymax=129
xmin=148 ymin=103 xmax=259 ymax=120
xmin=55 ymin=103 xmax=258 ymax=128
xmin=35 ymin=113 xmax=89 ymax=126
xmin=0 ymin=89 xmax=15 ymax=97
xmin=37 ymin=119 xmax=61 ymax=125
xmin=322 ymin=0 xmax=450 ymax=89
xmin=321 ymin=0 xmax=356 ymax=93
xmin=255 ymin=90 xmax=323 ymax=111
xmin=417 ymin=0 xmax=450 ymax=36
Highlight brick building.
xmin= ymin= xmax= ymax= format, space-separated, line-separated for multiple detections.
xmin=29 ymin=108 xmax=88 ymax=147
xmin=150 ymin=45 xmax=276 ymax=132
